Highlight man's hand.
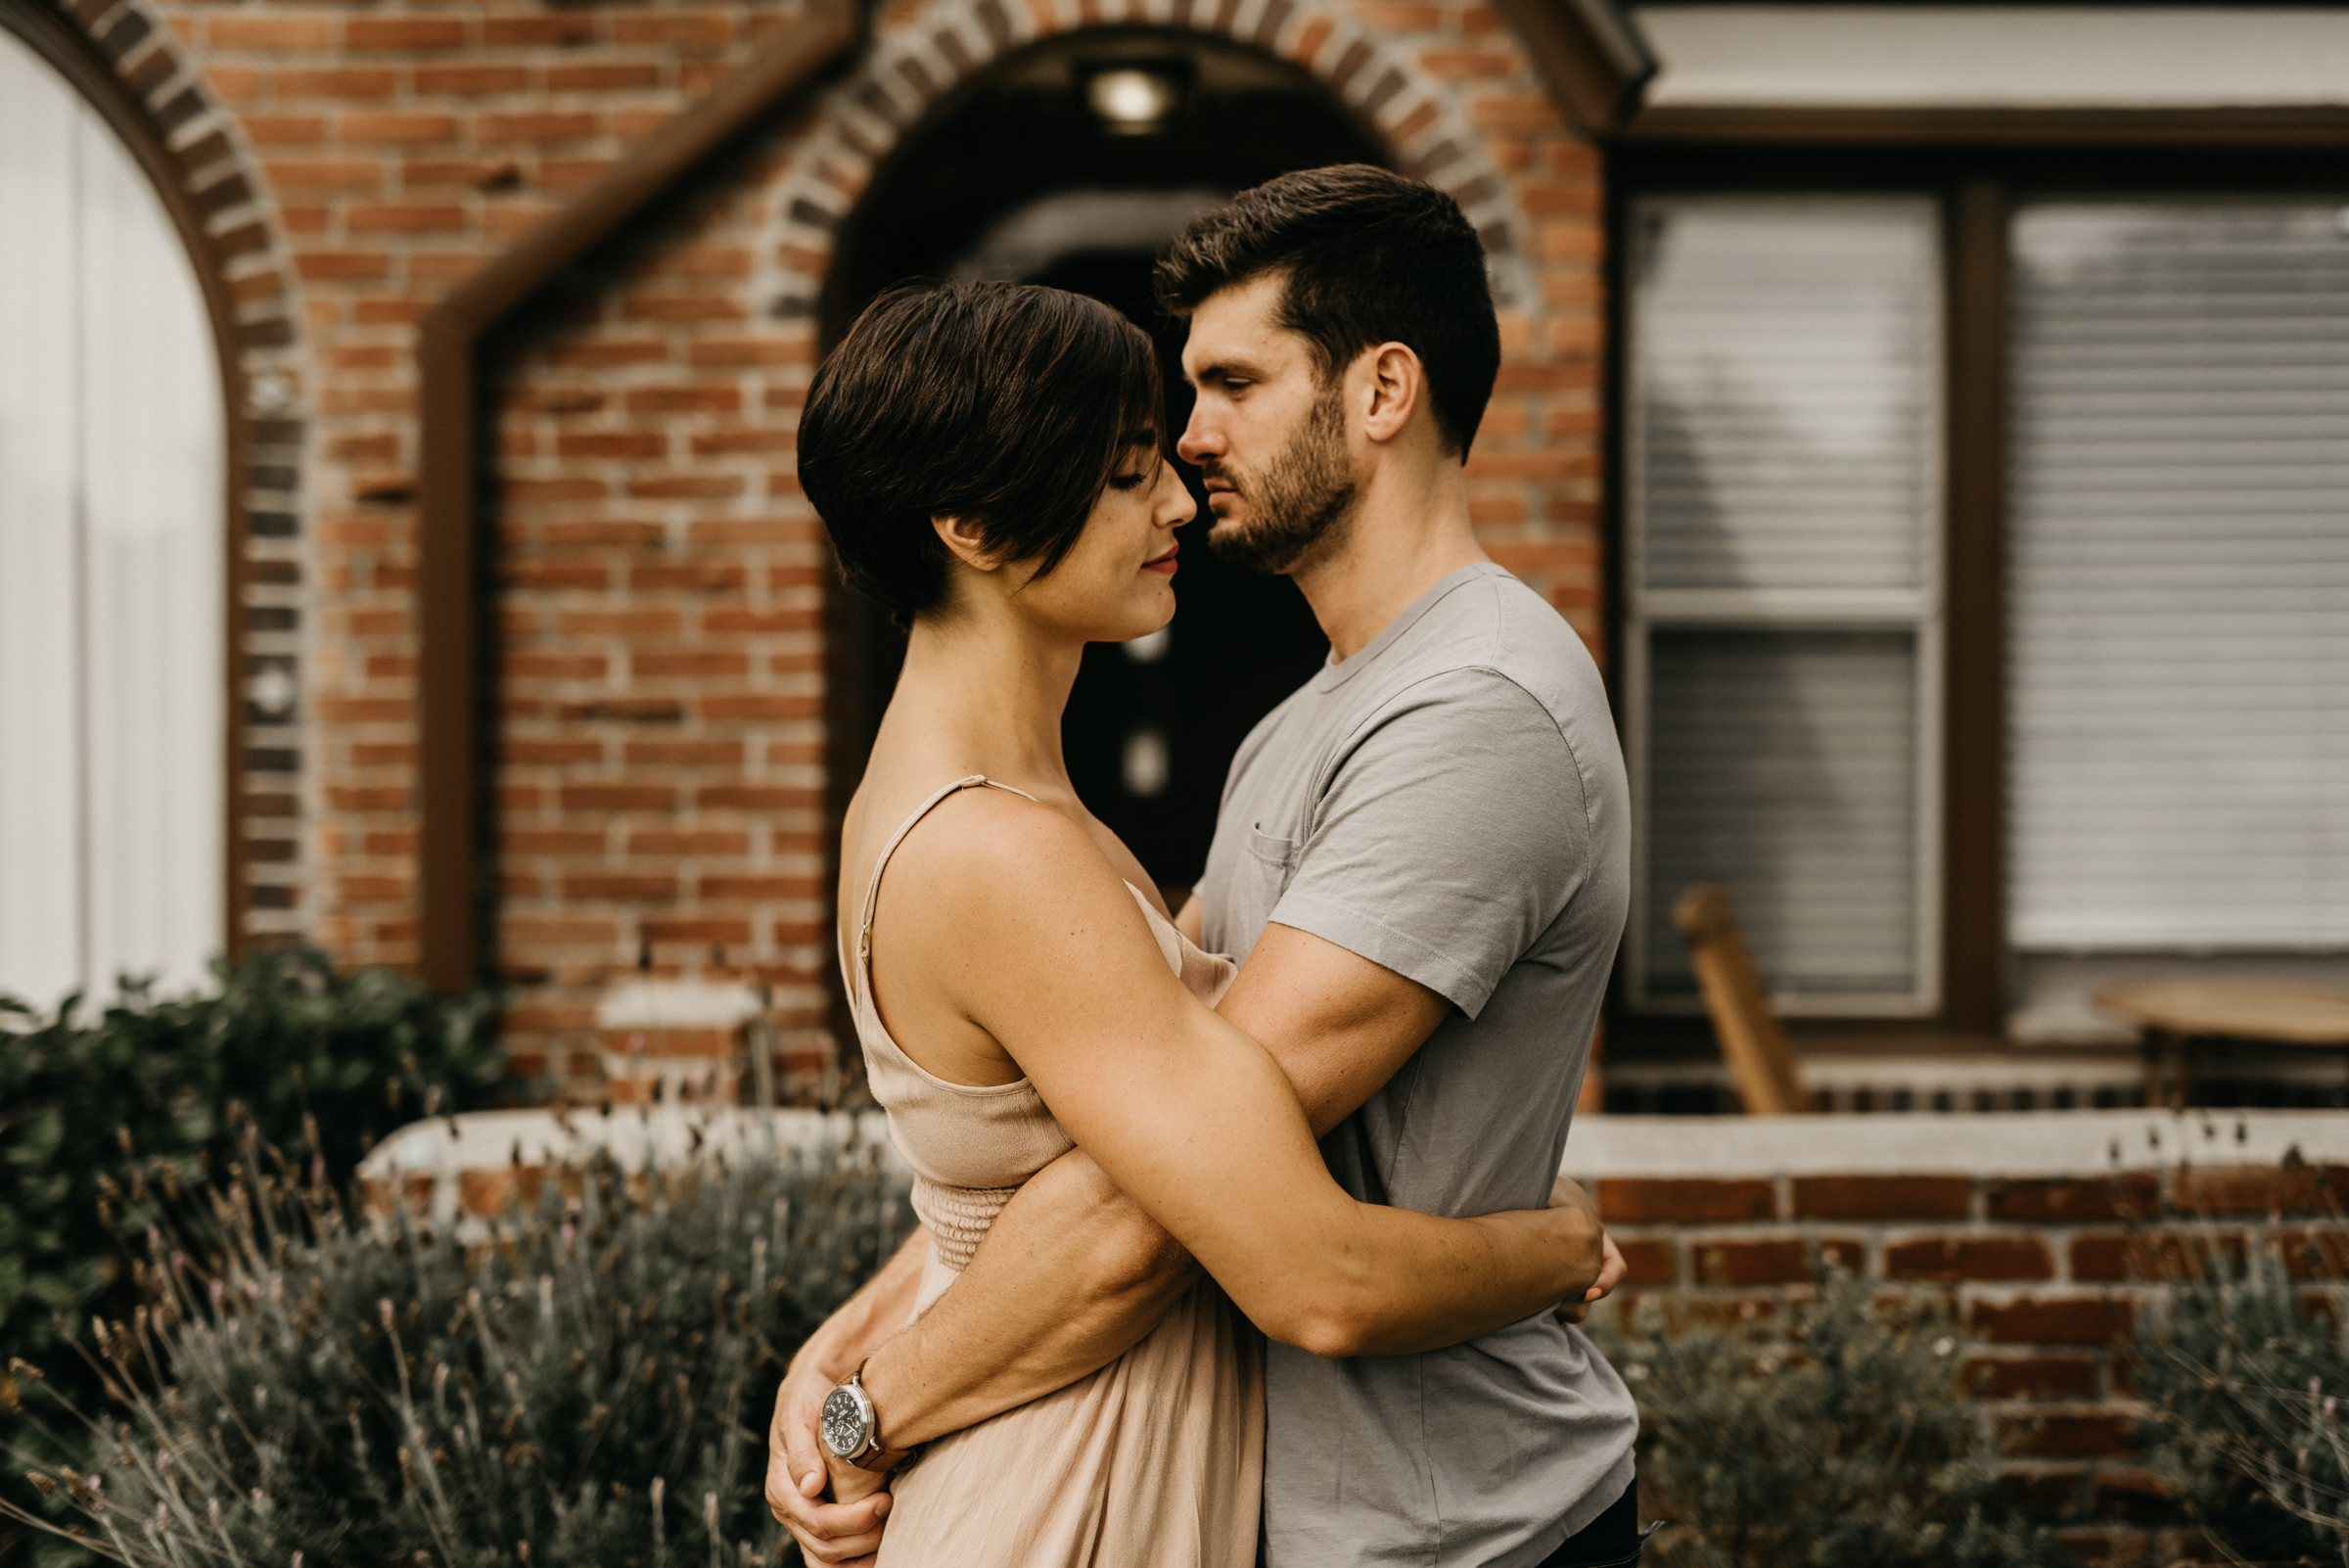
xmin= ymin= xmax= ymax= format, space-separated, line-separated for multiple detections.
xmin=1558 ymin=1230 xmax=1626 ymax=1325
xmin=1546 ymin=1177 xmax=1624 ymax=1325
xmin=765 ymin=1358 xmax=893 ymax=1565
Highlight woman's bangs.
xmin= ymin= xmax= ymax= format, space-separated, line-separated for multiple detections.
xmin=1112 ymin=316 xmax=1167 ymax=458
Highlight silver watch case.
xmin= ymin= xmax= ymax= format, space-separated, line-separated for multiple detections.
xmin=820 ymin=1376 xmax=881 ymax=1465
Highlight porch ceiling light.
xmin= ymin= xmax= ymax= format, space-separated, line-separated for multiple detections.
xmin=1085 ymin=66 xmax=1178 ymax=134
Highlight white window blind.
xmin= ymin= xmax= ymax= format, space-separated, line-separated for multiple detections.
xmin=2009 ymin=202 xmax=2349 ymax=951
xmin=0 ymin=31 xmax=224 ymax=1006
xmin=1627 ymin=197 xmax=1943 ymax=1013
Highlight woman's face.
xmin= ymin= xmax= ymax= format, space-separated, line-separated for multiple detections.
xmin=1008 ymin=439 xmax=1195 ymax=644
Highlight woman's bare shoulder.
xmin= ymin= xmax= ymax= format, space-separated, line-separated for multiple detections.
xmin=878 ymin=786 xmax=1166 ymax=986
xmin=895 ymin=785 xmax=1120 ymax=901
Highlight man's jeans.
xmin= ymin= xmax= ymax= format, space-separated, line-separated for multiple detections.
xmin=1527 ymin=1476 xmax=1645 ymax=1568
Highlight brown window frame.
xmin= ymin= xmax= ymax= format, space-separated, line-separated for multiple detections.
xmin=1604 ymin=132 xmax=2349 ymax=1047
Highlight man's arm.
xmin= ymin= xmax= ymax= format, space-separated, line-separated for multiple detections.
xmin=766 ymin=927 xmax=1451 ymax=1563
xmin=1214 ymin=921 xmax=1453 ymax=1134
xmin=770 ymin=928 xmax=1620 ymax=1561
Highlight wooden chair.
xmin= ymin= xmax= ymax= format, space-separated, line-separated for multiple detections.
xmin=1673 ymin=883 xmax=1805 ymax=1115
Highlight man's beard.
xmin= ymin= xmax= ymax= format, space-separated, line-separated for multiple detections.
xmin=1205 ymin=384 xmax=1358 ymax=576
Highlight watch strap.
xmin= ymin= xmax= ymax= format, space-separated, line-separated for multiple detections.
xmin=836 ymin=1362 xmax=916 ymax=1472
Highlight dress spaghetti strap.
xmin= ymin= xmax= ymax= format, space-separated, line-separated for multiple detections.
xmin=848 ymin=774 xmax=1038 ymax=1013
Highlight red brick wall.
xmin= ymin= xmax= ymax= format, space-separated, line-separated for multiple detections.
xmin=35 ymin=0 xmax=1607 ymax=1085
xmin=1587 ymin=1161 xmax=2349 ymax=1566
xmin=196 ymin=0 xmax=827 ymax=989
xmin=490 ymin=141 xmax=833 ymax=1088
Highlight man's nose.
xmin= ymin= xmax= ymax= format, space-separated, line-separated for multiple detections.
xmin=1176 ymin=406 xmax=1218 ymax=465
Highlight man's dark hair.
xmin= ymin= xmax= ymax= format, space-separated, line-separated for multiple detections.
xmin=1154 ymin=164 xmax=1500 ymax=459
xmin=800 ymin=281 xmax=1162 ymax=624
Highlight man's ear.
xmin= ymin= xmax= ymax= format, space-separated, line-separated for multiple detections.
xmin=932 ymin=514 xmax=1002 ymax=574
xmin=1357 ymin=342 xmax=1424 ymax=445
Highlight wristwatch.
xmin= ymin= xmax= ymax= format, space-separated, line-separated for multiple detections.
xmin=820 ymin=1364 xmax=895 ymax=1470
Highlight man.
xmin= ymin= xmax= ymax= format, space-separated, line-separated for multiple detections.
xmin=769 ymin=164 xmax=1639 ymax=1567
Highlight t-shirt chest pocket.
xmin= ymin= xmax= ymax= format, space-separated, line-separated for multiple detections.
xmin=1246 ymin=825 xmax=1301 ymax=907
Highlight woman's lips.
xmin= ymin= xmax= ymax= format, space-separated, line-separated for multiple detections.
xmin=1144 ymin=543 xmax=1179 ymax=577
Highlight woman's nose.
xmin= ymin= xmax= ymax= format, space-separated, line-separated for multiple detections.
xmin=1160 ymin=465 xmax=1197 ymax=525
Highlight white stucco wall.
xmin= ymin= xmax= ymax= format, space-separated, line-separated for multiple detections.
xmin=1634 ymin=6 xmax=2349 ymax=109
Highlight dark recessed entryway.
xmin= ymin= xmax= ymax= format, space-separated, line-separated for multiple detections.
xmin=822 ymin=26 xmax=1386 ymax=898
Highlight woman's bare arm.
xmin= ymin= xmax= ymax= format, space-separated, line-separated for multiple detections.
xmin=833 ymin=926 xmax=1461 ymax=1453
xmin=886 ymin=794 xmax=1602 ymax=1360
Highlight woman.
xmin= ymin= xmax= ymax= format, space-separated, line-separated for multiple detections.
xmin=783 ymin=280 xmax=1601 ymax=1565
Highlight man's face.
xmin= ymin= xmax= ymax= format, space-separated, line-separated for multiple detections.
xmin=1176 ymin=272 xmax=1358 ymax=576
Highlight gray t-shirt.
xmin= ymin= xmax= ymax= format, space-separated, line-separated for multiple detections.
xmin=1198 ymin=563 xmax=1637 ymax=1568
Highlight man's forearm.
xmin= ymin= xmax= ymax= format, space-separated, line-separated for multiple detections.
xmin=859 ymin=1146 xmax=1198 ymax=1448
xmin=791 ymin=1225 xmax=931 ymax=1381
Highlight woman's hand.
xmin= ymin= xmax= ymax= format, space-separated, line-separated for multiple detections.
xmin=766 ymin=1360 xmax=893 ymax=1566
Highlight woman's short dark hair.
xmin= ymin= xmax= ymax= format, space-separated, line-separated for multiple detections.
xmin=799 ymin=281 xmax=1163 ymax=625
xmin=1154 ymin=164 xmax=1499 ymax=460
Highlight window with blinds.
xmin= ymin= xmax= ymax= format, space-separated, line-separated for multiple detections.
xmin=1627 ymin=196 xmax=1944 ymax=1014
xmin=2008 ymin=202 xmax=2349 ymax=952
xmin=0 ymin=31 xmax=224 ymax=1005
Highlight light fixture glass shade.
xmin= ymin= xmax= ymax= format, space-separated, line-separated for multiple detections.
xmin=1086 ymin=68 xmax=1175 ymax=132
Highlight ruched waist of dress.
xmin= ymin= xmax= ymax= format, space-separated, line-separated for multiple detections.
xmin=910 ymin=1175 xmax=1021 ymax=1272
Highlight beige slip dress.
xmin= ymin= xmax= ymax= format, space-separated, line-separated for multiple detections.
xmin=845 ymin=775 xmax=1265 ymax=1568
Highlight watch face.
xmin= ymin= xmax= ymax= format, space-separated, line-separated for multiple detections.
xmin=821 ymin=1384 xmax=870 ymax=1458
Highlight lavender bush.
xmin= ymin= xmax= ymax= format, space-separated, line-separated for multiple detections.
xmin=2135 ymin=1242 xmax=2349 ymax=1566
xmin=1592 ymin=1263 xmax=2066 ymax=1568
xmin=2 ymin=1122 xmax=905 ymax=1568
xmin=0 ymin=945 xmax=502 ymax=1398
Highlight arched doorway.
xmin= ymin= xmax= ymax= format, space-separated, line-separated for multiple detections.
xmin=0 ymin=24 xmax=228 ymax=1005
xmin=823 ymin=26 xmax=1383 ymax=897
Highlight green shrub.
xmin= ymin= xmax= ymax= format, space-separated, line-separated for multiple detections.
xmin=1591 ymin=1265 xmax=2067 ymax=1568
xmin=2134 ymin=1242 xmax=2349 ymax=1566
xmin=1 ymin=1133 xmax=905 ymax=1567
xmin=0 ymin=947 xmax=502 ymax=1390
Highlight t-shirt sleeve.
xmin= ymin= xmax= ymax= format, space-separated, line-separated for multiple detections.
xmin=1267 ymin=669 xmax=1592 ymax=1019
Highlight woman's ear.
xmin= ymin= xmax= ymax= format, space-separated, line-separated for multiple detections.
xmin=932 ymin=513 xmax=1002 ymax=574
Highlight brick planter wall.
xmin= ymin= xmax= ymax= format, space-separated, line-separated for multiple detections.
xmin=366 ymin=1106 xmax=2349 ymax=1565
xmin=1567 ymin=1112 xmax=2349 ymax=1567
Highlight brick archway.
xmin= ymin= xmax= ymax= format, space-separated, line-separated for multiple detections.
xmin=771 ymin=0 xmax=1539 ymax=315
xmin=764 ymin=0 xmax=1599 ymax=632
xmin=0 ymin=0 xmax=311 ymax=957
